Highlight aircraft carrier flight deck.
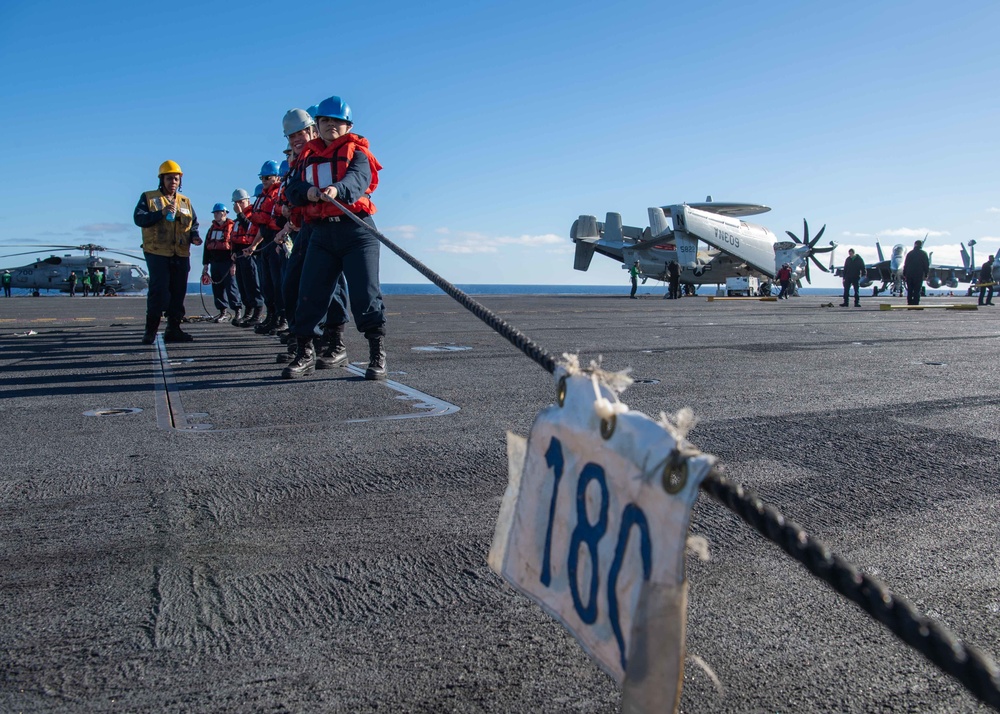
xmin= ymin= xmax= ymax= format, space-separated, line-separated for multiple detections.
xmin=1 ymin=293 xmax=998 ymax=713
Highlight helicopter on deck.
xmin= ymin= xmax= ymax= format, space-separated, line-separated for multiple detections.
xmin=0 ymin=244 xmax=149 ymax=296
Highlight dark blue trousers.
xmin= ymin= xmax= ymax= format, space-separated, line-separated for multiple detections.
xmin=283 ymin=226 xmax=349 ymax=331
xmin=260 ymin=245 xmax=286 ymax=317
xmin=234 ymin=253 xmax=264 ymax=308
xmin=294 ymin=216 xmax=385 ymax=339
xmin=209 ymin=259 xmax=240 ymax=311
xmin=842 ymin=280 xmax=860 ymax=305
xmin=144 ymin=252 xmax=189 ymax=321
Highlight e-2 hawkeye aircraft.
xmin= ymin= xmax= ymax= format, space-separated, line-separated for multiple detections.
xmin=832 ymin=236 xmax=985 ymax=296
xmin=571 ymin=197 xmax=834 ymax=292
xmin=0 ymin=244 xmax=149 ymax=296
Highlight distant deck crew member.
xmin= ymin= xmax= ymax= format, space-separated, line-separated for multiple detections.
xmin=133 ymin=160 xmax=202 ymax=344
xmin=841 ymin=249 xmax=865 ymax=307
xmin=237 ymin=185 xmax=267 ymax=328
xmin=979 ymin=256 xmax=995 ymax=306
xmin=902 ymin=240 xmax=930 ymax=306
xmin=202 ymin=203 xmax=240 ymax=322
xmin=284 ymin=95 xmax=386 ymax=380
xmin=248 ymin=161 xmax=287 ymax=335
xmin=229 ymin=188 xmax=259 ymax=326
xmin=667 ymin=260 xmax=680 ymax=300
xmin=777 ymin=263 xmax=792 ymax=300
xmin=2 ymin=269 xmax=11 ymax=297
xmin=629 ymin=260 xmax=639 ymax=299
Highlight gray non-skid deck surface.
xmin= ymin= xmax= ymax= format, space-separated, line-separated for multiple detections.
xmin=1 ymin=294 xmax=998 ymax=712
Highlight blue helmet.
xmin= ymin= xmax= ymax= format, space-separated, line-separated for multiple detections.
xmin=211 ymin=202 xmax=229 ymax=213
xmin=315 ymin=96 xmax=352 ymax=124
xmin=306 ymin=104 xmax=320 ymax=118
xmin=278 ymin=159 xmax=289 ymax=177
xmin=254 ymin=183 xmax=264 ymax=197
xmin=259 ymin=160 xmax=281 ymax=178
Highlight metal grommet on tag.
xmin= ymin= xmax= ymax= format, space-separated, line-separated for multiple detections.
xmin=557 ymin=375 xmax=568 ymax=407
xmin=600 ymin=414 xmax=616 ymax=440
xmin=662 ymin=452 xmax=688 ymax=494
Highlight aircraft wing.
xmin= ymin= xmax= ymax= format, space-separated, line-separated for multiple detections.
xmin=927 ymin=263 xmax=973 ymax=285
xmin=664 ymin=202 xmax=771 ymax=218
xmin=679 ymin=205 xmax=776 ymax=276
xmin=927 ymin=262 xmax=967 ymax=274
xmin=833 ymin=260 xmax=888 ymax=278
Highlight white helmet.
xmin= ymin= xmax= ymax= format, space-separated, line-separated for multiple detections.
xmin=282 ymin=108 xmax=315 ymax=137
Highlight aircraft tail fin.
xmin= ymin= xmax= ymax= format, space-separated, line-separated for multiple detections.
xmin=960 ymin=242 xmax=971 ymax=272
xmin=574 ymin=242 xmax=596 ymax=271
xmin=571 ymin=215 xmax=600 ymax=272
xmin=603 ymin=212 xmax=624 ymax=246
xmin=876 ymin=241 xmax=885 ymax=262
xmin=647 ymin=207 xmax=671 ymax=238
xmin=572 ymin=215 xmax=600 ymax=241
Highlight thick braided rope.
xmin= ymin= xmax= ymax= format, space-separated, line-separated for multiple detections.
xmin=330 ymin=203 xmax=556 ymax=374
xmin=701 ymin=469 xmax=1000 ymax=709
xmin=332 ymin=200 xmax=1000 ymax=709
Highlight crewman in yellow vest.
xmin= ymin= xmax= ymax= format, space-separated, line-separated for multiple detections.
xmin=133 ymin=160 xmax=203 ymax=344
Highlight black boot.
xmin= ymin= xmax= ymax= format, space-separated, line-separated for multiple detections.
xmin=317 ymin=323 xmax=348 ymax=370
xmin=254 ymin=311 xmax=276 ymax=334
xmin=141 ymin=315 xmax=160 ymax=345
xmin=270 ymin=316 xmax=289 ymax=335
xmin=281 ymin=337 xmax=316 ymax=379
xmin=365 ymin=335 xmax=387 ymax=381
xmin=230 ymin=306 xmax=243 ymax=325
xmin=276 ymin=338 xmax=297 ymax=363
xmin=163 ymin=319 xmax=194 ymax=343
xmin=240 ymin=306 xmax=263 ymax=328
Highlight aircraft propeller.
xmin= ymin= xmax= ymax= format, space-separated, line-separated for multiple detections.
xmin=786 ymin=219 xmax=835 ymax=283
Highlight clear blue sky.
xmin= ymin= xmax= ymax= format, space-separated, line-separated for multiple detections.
xmin=1 ymin=0 xmax=998 ymax=288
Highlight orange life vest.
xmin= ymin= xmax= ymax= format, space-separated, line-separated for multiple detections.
xmin=231 ymin=209 xmax=255 ymax=246
xmin=298 ymin=134 xmax=381 ymax=222
xmin=279 ymin=154 xmax=305 ymax=227
xmin=249 ymin=183 xmax=280 ymax=232
xmin=204 ymin=219 xmax=234 ymax=251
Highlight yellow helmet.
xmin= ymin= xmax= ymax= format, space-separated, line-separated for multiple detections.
xmin=158 ymin=160 xmax=183 ymax=176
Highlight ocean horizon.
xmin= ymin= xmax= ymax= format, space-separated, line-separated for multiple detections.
xmin=8 ymin=283 xmax=976 ymax=298
xmin=185 ymin=283 xmax=848 ymax=297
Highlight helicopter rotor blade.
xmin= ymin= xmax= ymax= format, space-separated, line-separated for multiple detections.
xmin=1 ymin=244 xmax=84 ymax=250
xmin=101 ymin=249 xmax=145 ymax=261
xmin=0 ymin=243 xmax=142 ymax=263
xmin=0 ymin=249 xmax=65 ymax=261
